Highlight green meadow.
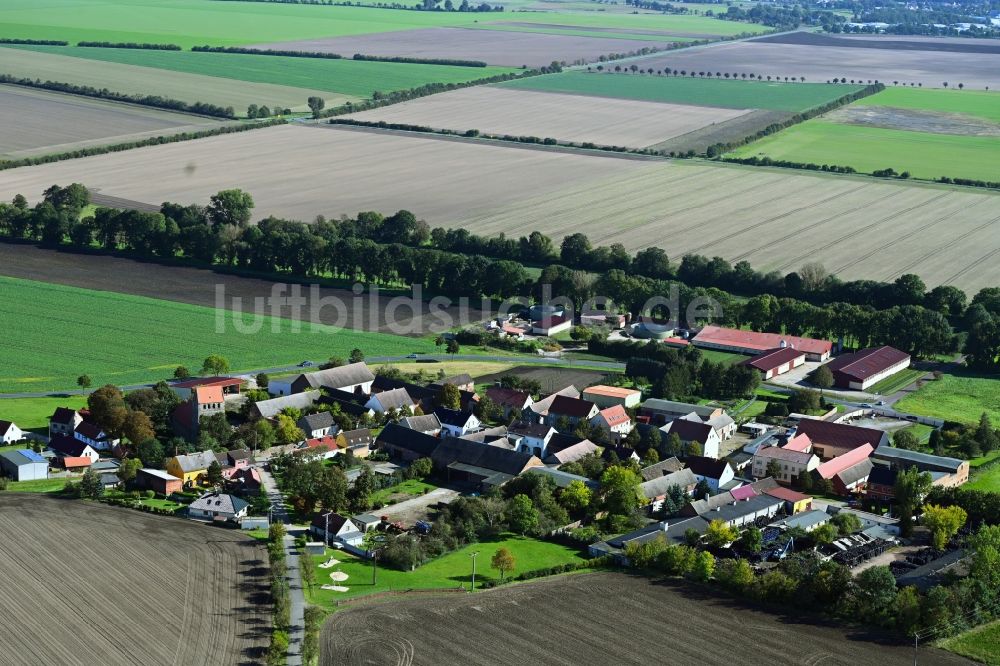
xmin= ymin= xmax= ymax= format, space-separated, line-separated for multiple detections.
xmin=499 ymin=72 xmax=865 ymax=111
xmin=893 ymin=370 xmax=1000 ymax=426
xmin=12 ymin=45 xmax=516 ymax=98
xmin=855 ymin=87 xmax=1000 ymax=123
xmin=0 ymin=276 xmax=435 ymax=394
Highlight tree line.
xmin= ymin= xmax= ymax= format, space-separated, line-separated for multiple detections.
xmin=351 ymin=53 xmax=488 ymax=67
xmin=77 ymin=41 xmax=182 ymax=50
xmin=0 ymin=38 xmax=68 ymax=45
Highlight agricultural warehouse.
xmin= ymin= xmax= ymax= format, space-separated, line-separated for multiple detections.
xmin=824 ymin=346 xmax=912 ymax=390
xmin=740 ymin=346 xmax=807 ymax=379
xmin=794 ymin=419 xmax=890 ymax=460
xmin=871 ymin=447 xmax=969 ymax=487
xmin=581 ymin=385 xmax=642 ymax=409
xmin=692 ymin=326 xmax=832 ymax=361
xmin=0 ymin=449 xmax=48 ymax=482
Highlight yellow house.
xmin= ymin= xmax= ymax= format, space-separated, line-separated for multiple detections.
xmin=763 ymin=486 xmax=813 ymax=514
xmin=165 ymin=450 xmax=218 ymax=486
xmin=335 ymin=428 xmax=373 ymax=458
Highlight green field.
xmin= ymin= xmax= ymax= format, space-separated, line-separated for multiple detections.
xmin=727 ymin=119 xmax=1000 ymax=181
xmin=499 ymin=72 xmax=865 ymax=111
xmin=894 ymin=370 xmax=1000 ymax=425
xmin=11 ymin=45 xmax=516 ymax=98
xmin=939 ymin=620 xmax=1000 ymax=665
xmin=865 ymin=367 xmax=926 ymax=395
xmin=304 ymin=534 xmax=587 ymax=606
xmin=966 ymin=464 xmax=1000 ymax=492
xmin=370 ymin=479 xmax=437 ymax=505
xmin=0 ymin=275 xmax=435 ymax=394
xmin=0 ymin=396 xmax=87 ymax=433
xmin=7 ymin=478 xmax=68 ymax=493
xmin=699 ymin=349 xmax=750 ymax=365
xmin=855 ymin=87 xmax=1000 ymax=123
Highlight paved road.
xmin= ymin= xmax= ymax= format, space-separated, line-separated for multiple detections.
xmin=259 ymin=465 xmax=306 ymax=666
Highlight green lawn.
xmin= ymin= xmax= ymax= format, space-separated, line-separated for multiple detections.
xmin=855 ymin=87 xmax=1000 ymax=123
xmin=0 ymin=275 xmax=435 ymax=394
xmin=304 ymin=534 xmax=587 ymax=607
xmin=0 ymin=396 xmax=87 ymax=433
xmin=12 ymin=46 xmax=516 ymax=98
xmin=939 ymin=619 xmax=1000 ymax=665
xmin=370 ymin=479 xmax=437 ymax=506
xmin=966 ymin=464 xmax=1000 ymax=493
xmin=865 ymin=367 xmax=926 ymax=395
xmin=499 ymin=72 xmax=865 ymax=111
xmin=727 ymin=119 xmax=1000 ymax=181
xmin=893 ymin=370 xmax=1000 ymax=425
xmin=699 ymin=349 xmax=749 ymax=365
xmin=6 ymin=478 xmax=68 ymax=493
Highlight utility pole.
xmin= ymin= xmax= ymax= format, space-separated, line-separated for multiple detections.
xmin=913 ymin=633 xmax=918 ymax=666
xmin=372 ymin=549 xmax=378 ymax=586
xmin=469 ymin=551 xmax=479 ymax=592
xmin=323 ymin=511 xmax=333 ymax=547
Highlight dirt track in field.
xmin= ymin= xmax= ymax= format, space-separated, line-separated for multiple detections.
xmin=0 ymin=495 xmax=270 ymax=666
xmin=320 ymin=572 xmax=972 ymax=666
xmin=0 ymin=243 xmax=491 ymax=335
xmin=348 ymin=86 xmax=751 ymax=148
xmin=248 ymin=27 xmax=667 ymax=67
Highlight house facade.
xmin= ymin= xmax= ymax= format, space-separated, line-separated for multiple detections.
xmin=0 ymin=420 xmax=24 ymax=445
xmin=166 ymin=450 xmax=218 ymax=486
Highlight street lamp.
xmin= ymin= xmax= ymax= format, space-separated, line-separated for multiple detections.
xmin=469 ymin=551 xmax=479 ymax=592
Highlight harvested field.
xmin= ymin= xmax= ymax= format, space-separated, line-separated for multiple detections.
xmin=348 ymin=86 xmax=752 ymax=148
xmin=4 ymin=123 xmax=999 ymax=291
xmin=474 ymin=364 xmax=611 ymax=391
xmin=0 ymin=46 xmax=344 ymax=113
xmin=626 ymin=37 xmax=1000 ymax=89
xmin=651 ymin=108 xmax=793 ymax=153
xmin=248 ymin=27 xmax=668 ymax=67
xmin=319 ymin=572 xmax=972 ymax=665
xmin=0 ymin=85 xmax=224 ymax=159
xmin=0 ymin=494 xmax=270 ymax=666
xmin=759 ymin=31 xmax=1000 ymax=56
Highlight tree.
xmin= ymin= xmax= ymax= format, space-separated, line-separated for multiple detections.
xmin=79 ymin=468 xmax=104 ymax=499
xmin=691 ymin=550 xmax=715 ymax=581
xmin=207 ymin=460 xmax=224 ymax=485
xmin=717 ymin=558 xmax=754 ymax=590
xmin=137 ymin=439 xmax=165 ymax=468
xmin=274 ymin=414 xmax=305 ymax=446
xmin=77 ymin=374 xmax=92 ymax=392
xmin=307 ymin=96 xmax=325 ymax=118
xmin=765 ymin=459 xmax=782 ymax=480
xmin=87 ymin=384 xmax=128 ymax=437
xmin=491 ymin=547 xmax=516 ymax=582
xmin=122 ymin=409 xmax=155 ymax=446
xmin=705 ymin=519 xmax=738 ymax=548
xmin=892 ymin=428 xmax=921 ymax=451
xmin=507 ymin=494 xmax=539 ymax=535
xmin=207 ymin=189 xmax=254 ymax=228
xmin=256 ymin=373 xmax=269 ymax=389
xmin=173 ymin=366 xmax=190 ymax=379
xmin=894 ymin=467 xmax=932 ymax=537
xmin=893 ymin=585 xmax=922 ymax=636
xmin=439 ymin=383 xmax=461 ymax=410
xmin=118 ymin=457 xmax=142 ymax=486
xmin=809 ymin=365 xmax=834 ymax=397
xmin=974 ymin=412 xmax=998 ymax=453
xmin=739 ymin=526 xmax=763 ymax=553
xmin=559 ymin=479 xmax=592 ymax=515
xmin=446 ymin=339 xmax=460 ymax=356
xmin=599 ymin=466 xmax=643 ymax=516
xmin=922 ymin=504 xmax=967 ymax=550
xmin=201 ymin=354 xmax=230 ymax=375
xmin=812 ymin=523 xmax=839 ymax=545
xmin=349 ymin=348 xmax=365 ymax=364
xmin=408 ymin=457 xmax=433 ymax=480
xmin=831 ymin=511 xmax=862 ymax=536
xmin=850 ymin=565 xmax=898 ymax=621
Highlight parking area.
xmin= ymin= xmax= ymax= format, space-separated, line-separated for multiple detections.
xmin=370 ymin=487 xmax=460 ymax=528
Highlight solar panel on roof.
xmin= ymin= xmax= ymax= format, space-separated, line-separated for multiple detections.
xmin=16 ymin=449 xmax=45 ymax=463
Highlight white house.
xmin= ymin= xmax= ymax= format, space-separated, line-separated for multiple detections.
xmin=187 ymin=492 xmax=249 ymax=521
xmin=660 ymin=419 xmax=722 ymax=459
xmin=685 ymin=456 xmax=735 ymax=493
xmin=435 ymin=408 xmax=481 ymax=438
xmin=297 ymin=412 xmax=338 ymax=439
xmin=590 ymin=405 xmax=633 ymax=439
xmin=364 ymin=388 xmax=417 ymax=415
xmin=0 ymin=420 xmax=24 ymax=445
xmin=508 ymin=422 xmax=556 ymax=459
xmin=310 ymin=512 xmax=364 ymax=548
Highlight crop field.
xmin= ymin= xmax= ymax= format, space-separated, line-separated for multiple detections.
xmin=854 ymin=88 xmax=1000 ymax=123
xmin=348 ymin=86 xmax=752 ymax=148
xmin=626 ymin=33 xmax=1000 ymax=90
xmin=4 ymin=123 xmax=999 ymax=291
xmin=11 ymin=45 xmax=517 ymax=99
xmin=0 ymin=275 xmax=438 ymax=393
xmin=0 ymin=494 xmax=270 ymax=665
xmin=939 ymin=620 xmax=1000 ymax=665
xmin=894 ymin=371 xmax=1000 ymax=426
xmin=320 ymin=572 xmax=970 ymax=665
xmin=0 ymin=84 xmax=225 ymax=159
xmin=0 ymin=46 xmax=341 ymax=113
xmin=474 ymin=365 xmax=611 ymax=391
xmin=0 ymin=396 xmax=87 ymax=433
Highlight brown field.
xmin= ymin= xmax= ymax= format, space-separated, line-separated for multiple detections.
xmin=0 ymin=244 xmax=490 ymax=335
xmin=474 ymin=364 xmax=612 ymax=391
xmin=651 ymin=108 xmax=793 ymax=153
xmin=348 ymin=86 xmax=751 ymax=147
xmin=628 ymin=34 xmax=1000 ymax=89
xmin=0 ymin=495 xmax=270 ymax=666
xmin=3 ymin=124 xmax=998 ymax=292
xmin=320 ymin=572 xmax=972 ymax=666
xmin=249 ymin=27 xmax=666 ymax=67
xmin=0 ymin=85 xmax=225 ymax=159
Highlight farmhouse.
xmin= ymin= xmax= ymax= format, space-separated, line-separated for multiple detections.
xmin=365 ymin=387 xmax=417 ymax=414
xmin=685 ymin=455 xmax=735 ymax=493
xmin=740 ymin=346 xmax=806 ymax=379
xmin=166 ymin=450 xmax=218 ymax=486
xmin=399 ymin=413 xmax=443 ymax=436
xmin=815 ymin=444 xmax=875 ymax=495
xmin=640 ymin=467 xmax=698 ymax=502
xmin=253 ymin=391 xmax=322 ymax=420
xmin=136 ymin=468 xmax=183 ymax=495
xmin=47 ymin=435 xmax=99 ymax=466
xmin=590 ymin=405 xmax=633 ymax=439
xmin=870 ymin=447 xmax=968 ymax=488
xmin=48 ymin=407 xmax=82 ymax=437
xmin=529 ymin=386 xmax=582 ymax=419
xmin=0 ymin=420 xmax=24 ymax=444
xmin=216 ymin=449 xmax=252 ymax=478
xmin=336 ymin=428 xmax=374 ymax=458
xmin=582 ymin=385 xmax=641 ymax=409
xmin=543 ymin=395 xmax=599 ymax=428
xmin=431 ymin=437 xmax=543 ymax=490
xmin=532 ymin=315 xmax=572 ymax=337
xmin=824 ymin=346 xmax=911 ymax=390
xmin=267 ymin=362 xmax=375 ymax=396
xmin=523 ymin=466 xmax=599 ymax=491
xmin=171 ymin=385 xmax=226 ymax=441
xmin=430 ymin=374 xmax=475 ymax=393
xmin=298 ymin=435 xmax=339 ymax=460
xmin=508 ymin=421 xmax=556 ymax=459
xmin=794 ymin=419 xmax=888 ymax=460
xmin=640 ymin=457 xmax=684 ymax=482
xmin=435 ymin=407 xmax=481 ymax=437
xmin=310 ymin=513 xmax=364 ymax=548
xmin=692 ymin=326 xmax=832 ymax=361
xmin=297 ymin=411 xmax=338 ymax=439
xmin=484 ymin=387 xmax=533 ymax=418
xmin=375 ymin=422 xmax=439 ymax=462
xmin=660 ymin=418 xmax=722 ymax=459
xmin=640 ymin=399 xmax=736 ymax=439
xmin=763 ymin=486 xmax=814 ymax=514
xmin=188 ymin=492 xmax=249 ymax=522
xmin=751 ymin=445 xmax=820 ymax=485
xmin=48 ymin=408 xmax=119 ymax=451
xmin=544 ymin=436 xmax=599 ymax=466
xmin=0 ymin=449 xmax=48 ymax=481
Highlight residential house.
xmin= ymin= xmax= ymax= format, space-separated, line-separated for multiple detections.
xmin=49 ymin=407 xmax=83 ymax=437
xmin=763 ymin=486 xmax=813 ymax=514
xmin=431 ymin=437 xmax=543 ymax=490
xmin=507 ymin=422 xmax=557 ymax=459
xmin=188 ymin=492 xmax=249 ymax=521
xmin=640 ymin=468 xmax=698 ymax=502
xmin=228 ymin=467 xmax=262 ymax=494
xmin=661 ymin=419 xmax=722 ymax=459
xmin=365 ymin=387 xmax=417 ymax=415
xmin=47 ymin=435 xmax=99 ymax=466
xmin=691 ymin=325 xmax=832 ymax=361
xmin=297 ymin=411 xmax=338 ymax=440
xmin=581 ymin=385 xmax=641 ymax=409
xmin=336 ymin=428 xmax=374 ymax=458
xmin=815 ymin=444 xmax=875 ymax=495
xmin=253 ymin=391 xmax=322 ymax=420
xmin=685 ymin=456 xmax=735 ymax=493
xmin=137 ymin=468 xmax=183 ymax=495
xmin=297 ymin=436 xmax=339 ymax=460
xmin=484 ymin=387 xmax=534 ymax=419
xmin=871 ymin=447 xmax=968 ymax=488
xmin=604 ymin=444 xmax=641 ymax=464
xmin=866 ymin=466 xmax=898 ymax=502
xmin=639 ymin=457 xmax=684 ymax=482
xmin=527 ymin=386 xmax=582 ymax=421
xmin=399 ymin=413 xmax=442 ymax=436
xmin=0 ymin=420 xmax=24 ymax=445
xmin=48 ymin=408 xmax=120 ymax=451
xmin=310 ymin=512 xmax=364 ymax=548
xmin=165 ymin=450 xmax=218 ymax=486
xmin=73 ymin=421 xmax=119 ymax=451
xmin=794 ymin=419 xmax=888 ymax=460
xmin=590 ymin=405 xmax=633 ymax=439
xmin=640 ymin=399 xmax=737 ymax=440
xmin=216 ymin=449 xmax=252 ymax=478
xmin=739 ymin=346 xmax=806 ymax=379
xmin=374 ymin=423 xmax=439 ymax=462
xmin=435 ymin=407 xmax=481 ymax=438
xmin=0 ymin=449 xmax=48 ymax=481
xmin=544 ymin=395 xmax=599 ymax=429
xmin=543 ymin=435 xmax=599 ymax=466
xmin=825 ymin=346 xmax=911 ymax=391
xmin=171 ymin=385 xmax=226 ymax=441
xmin=431 ymin=374 xmax=475 ymax=393
xmin=532 ymin=315 xmax=572 ymax=337
xmin=268 ymin=362 xmax=375 ymax=397
xmin=751 ymin=445 xmax=820 ymax=485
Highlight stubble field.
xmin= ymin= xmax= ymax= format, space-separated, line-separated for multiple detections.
xmin=0 ymin=84 xmax=225 ymax=158
xmin=3 ymin=124 xmax=998 ymax=292
xmin=0 ymin=495 xmax=270 ymax=666
xmin=320 ymin=572 xmax=971 ymax=665
xmin=347 ymin=85 xmax=752 ymax=148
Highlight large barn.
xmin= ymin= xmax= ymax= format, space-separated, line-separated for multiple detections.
xmin=824 ymin=346 xmax=911 ymax=391
xmin=692 ymin=326 xmax=832 ymax=361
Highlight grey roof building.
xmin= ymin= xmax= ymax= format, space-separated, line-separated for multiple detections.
xmin=399 ymin=413 xmax=442 ymax=435
xmin=254 ymin=391 xmax=322 ymax=419
xmin=188 ymin=492 xmax=249 ymax=520
xmin=0 ymin=449 xmax=48 ymax=482
xmin=640 ymin=468 xmax=698 ymax=500
xmin=523 ymin=466 xmax=599 ymax=490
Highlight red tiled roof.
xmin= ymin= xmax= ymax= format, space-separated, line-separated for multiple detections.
xmin=194 ymin=386 xmax=225 ymax=404
xmin=549 ymin=395 xmax=596 ymax=419
xmin=783 ymin=433 xmax=812 ymax=452
xmin=740 ymin=346 xmax=806 ymax=372
xmin=485 ymin=387 xmax=531 ymax=408
xmin=62 ymin=456 xmax=92 ymax=468
xmin=583 ymin=385 xmax=641 ymax=399
xmin=730 ymin=485 xmax=757 ymax=501
xmin=764 ymin=486 xmax=812 ymax=503
xmin=596 ymin=405 xmax=631 ymax=427
xmin=796 ymin=419 xmax=885 ymax=453
xmin=816 ymin=444 xmax=874 ymax=480
xmin=755 ymin=445 xmax=815 ymax=465
xmin=693 ymin=326 xmax=831 ymax=356
xmin=663 ymin=337 xmax=690 ymax=346
xmin=825 ymin=346 xmax=910 ymax=382
xmin=303 ymin=435 xmax=337 ymax=450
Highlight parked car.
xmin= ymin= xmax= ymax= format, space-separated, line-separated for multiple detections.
xmin=406 ymin=353 xmax=419 ymax=359
xmin=859 ymin=403 xmax=873 ymax=408
xmin=298 ymin=360 xmax=314 ymax=367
